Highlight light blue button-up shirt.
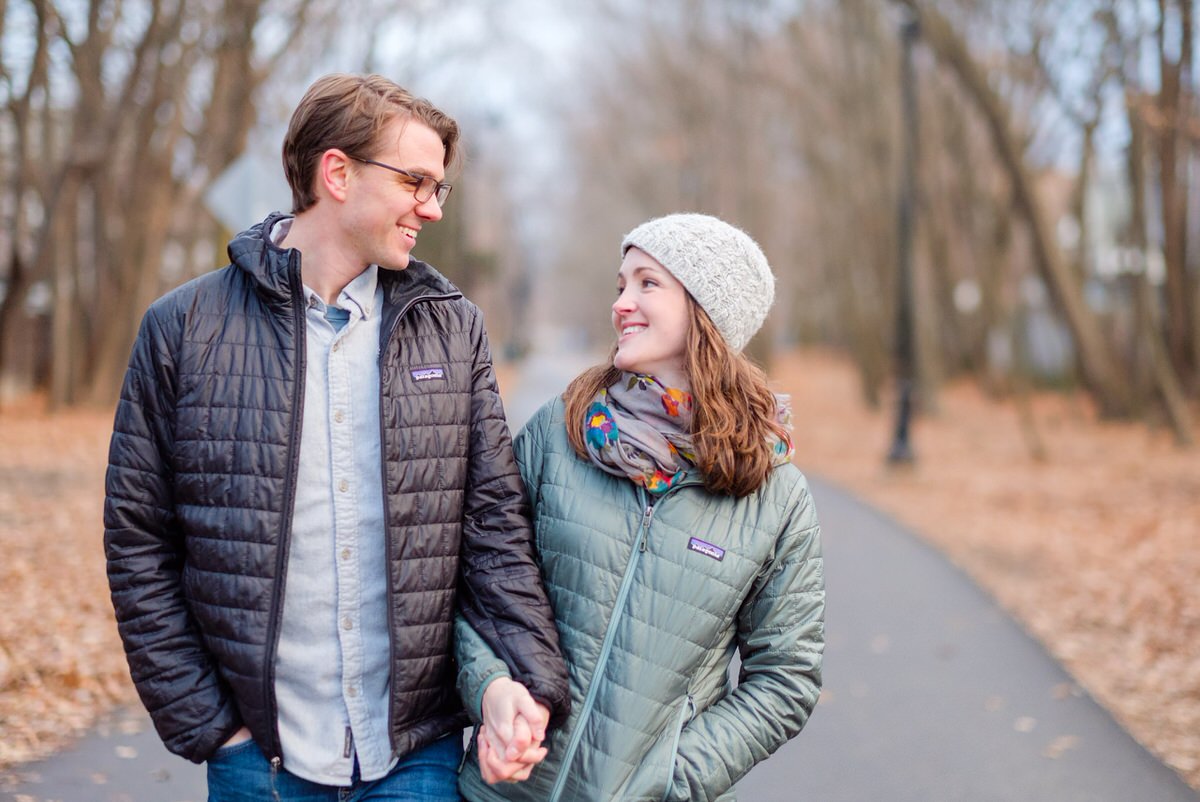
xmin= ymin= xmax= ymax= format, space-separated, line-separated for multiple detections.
xmin=270 ymin=222 xmax=395 ymax=784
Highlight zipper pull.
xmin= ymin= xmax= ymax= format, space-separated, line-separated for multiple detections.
xmin=269 ymin=756 xmax=283 ymax=802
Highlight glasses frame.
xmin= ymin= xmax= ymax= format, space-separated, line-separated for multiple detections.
xmin=350 ymin=157 xmax=453 ymax=206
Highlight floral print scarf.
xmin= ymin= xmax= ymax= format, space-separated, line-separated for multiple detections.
xmin=584 ymin=373 xmax=698 ymax=494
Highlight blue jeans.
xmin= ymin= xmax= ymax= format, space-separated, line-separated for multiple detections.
xmin=206 ymin=734 xmax=463 ymax=801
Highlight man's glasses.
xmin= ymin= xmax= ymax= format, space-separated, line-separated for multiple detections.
xmin=351 ymin=157 xmax=453 ymax=207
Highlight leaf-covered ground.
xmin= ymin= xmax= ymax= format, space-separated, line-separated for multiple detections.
xmin=773 ymin=349 xmax=1200 ymax=792
xmin=0 ymin=349 xmax=1196 ymax=791
xmin=0 ymin=398 xmax=138 ymax=771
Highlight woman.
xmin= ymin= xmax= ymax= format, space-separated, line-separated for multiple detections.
xmin=456 ymin=213 xmax=825 ymax=802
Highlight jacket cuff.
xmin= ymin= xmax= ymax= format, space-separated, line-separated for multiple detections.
xmin=519 ymin=675 xmax=571 ymax=729
xmin=472 ymin=669 xmax=513 ymax=723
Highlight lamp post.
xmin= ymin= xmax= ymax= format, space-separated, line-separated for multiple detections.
xmin=888 ymin=15 xmax=920 ymax=465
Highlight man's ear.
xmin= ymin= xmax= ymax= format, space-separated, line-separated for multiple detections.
xmin=317 ymin=149 xmax=352 ymax=203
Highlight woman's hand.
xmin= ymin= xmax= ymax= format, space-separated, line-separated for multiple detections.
xmin=478 ymin=677 xmax=550 ymax=783
xmin=477 ymin=722 xmax=547 ymax=784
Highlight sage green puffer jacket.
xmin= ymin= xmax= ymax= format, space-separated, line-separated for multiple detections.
xmin=456 ymin=398 xmax=825 ymax=802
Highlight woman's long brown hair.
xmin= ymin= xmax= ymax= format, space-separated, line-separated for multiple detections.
xmin=563 ymin=298 xmax=787 ymax=498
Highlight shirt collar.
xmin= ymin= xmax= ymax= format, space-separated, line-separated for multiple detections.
xmin=293 ymin=263 xmax=379 ymax=323
xmin=331 ymin=265 xmax=378 ymax=320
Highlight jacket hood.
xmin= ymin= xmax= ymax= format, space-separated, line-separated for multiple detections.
xmin=226 ymin=212 xmax=297 ymax=303
xmin=226 ymin=212 xmax=462 ymax=309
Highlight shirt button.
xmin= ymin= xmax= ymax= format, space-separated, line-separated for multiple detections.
xmin=342 ymin=617 xmax=353 ymax=631
xmin=334 ymin=409 xmax=345 ymax=423
xmin=338 ymin=479 xmax=349 ymax=493
xmin=341 ymin=548 xmax=352 ymax=561
xmin=347 ymin=687 xmax=358 ymax=698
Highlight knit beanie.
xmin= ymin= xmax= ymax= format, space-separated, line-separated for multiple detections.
xmin=621 ymin=213 xmax=774 ymax=352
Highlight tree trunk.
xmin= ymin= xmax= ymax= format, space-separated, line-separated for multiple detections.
xmin=49 ymin=176 xmax=82 ymax=409
xmin=1127 ymin=97 xmax=1194 ymax=445
xmin=85 ymin=151 xmax=182 ymax=406
xmin=1154 ymin=0 xmax=1194 ymax=381
xmin=0 ymin=248 xmax=32 ymax=402
xmin=1010 ymin=307 xmax=1048 ymax=462
xmin=0 ymin=0 xmax=52 ymax=398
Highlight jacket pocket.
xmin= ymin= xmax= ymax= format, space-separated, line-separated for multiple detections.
xmin=660 ymin=694 xmax=695 ymax=802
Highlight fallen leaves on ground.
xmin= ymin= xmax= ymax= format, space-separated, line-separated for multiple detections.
xmin=0 ymin=397 xmax=139 ymax=774
xmin=775 ymin=348 xmax=1200 ymax=790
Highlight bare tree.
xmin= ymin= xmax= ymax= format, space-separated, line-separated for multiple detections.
xmin=1152 ymin=0 xmax=1195 ymax=381
xmin=894 ymin=0 xmax=1136 ymax=416
xmin=1127 ymin=86 xmax=1194 ymax=444
xmin=0 ymin=0 xmax=336 ymax=407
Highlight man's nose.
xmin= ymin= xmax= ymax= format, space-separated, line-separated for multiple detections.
xmin=417 ymin=195 xmax=443 ymax=221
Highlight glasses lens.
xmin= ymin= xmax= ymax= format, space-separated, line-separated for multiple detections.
xmin=410 ymin=177 xmax=431 ymax=204
xmin=408 ymin=175 xmax=451 ymax=207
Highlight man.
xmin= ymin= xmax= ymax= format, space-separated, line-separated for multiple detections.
xmin=104 ymin=73 xmax=567 ymax=800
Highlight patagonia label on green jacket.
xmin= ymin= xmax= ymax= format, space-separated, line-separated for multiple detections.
xmin=688 ymin=536 xmax=725 ymax=561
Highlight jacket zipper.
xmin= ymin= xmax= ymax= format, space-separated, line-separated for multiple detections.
xmin=264 ymin=251 xmax=308 ymax=769
xmin=377 ymin=290 xmax=461 ymax=759
xmin=547 ymin=491 xmax=656 ymax=802
xmin=660 ymin=694 xmax=695 ymax=802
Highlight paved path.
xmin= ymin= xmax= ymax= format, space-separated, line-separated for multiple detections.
xmin=4 ymin=351 xmax=1195 ymax=801
xmin=734 ymin=476 xmax=1197 ymax=802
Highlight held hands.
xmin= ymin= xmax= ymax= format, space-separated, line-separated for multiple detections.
xmin=478 ymin=676 xmax=551 ymax=784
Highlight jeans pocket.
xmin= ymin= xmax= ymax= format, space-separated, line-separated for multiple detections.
xmin=206 ymin=738 xmax=279 ymax=802
xmin=209 ymin=737 xmax=258 ymax=761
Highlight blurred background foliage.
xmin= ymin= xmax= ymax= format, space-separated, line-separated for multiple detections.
xmin=1 ymin=0 xmax=1197 ymax=443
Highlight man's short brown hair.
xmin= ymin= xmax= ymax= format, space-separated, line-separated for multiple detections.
xmin=282 ymin=73 xmax=460 ymax=213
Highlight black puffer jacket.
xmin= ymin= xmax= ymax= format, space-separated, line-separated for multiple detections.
xmin=104 ymin=213 xmax=568 ymax=765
